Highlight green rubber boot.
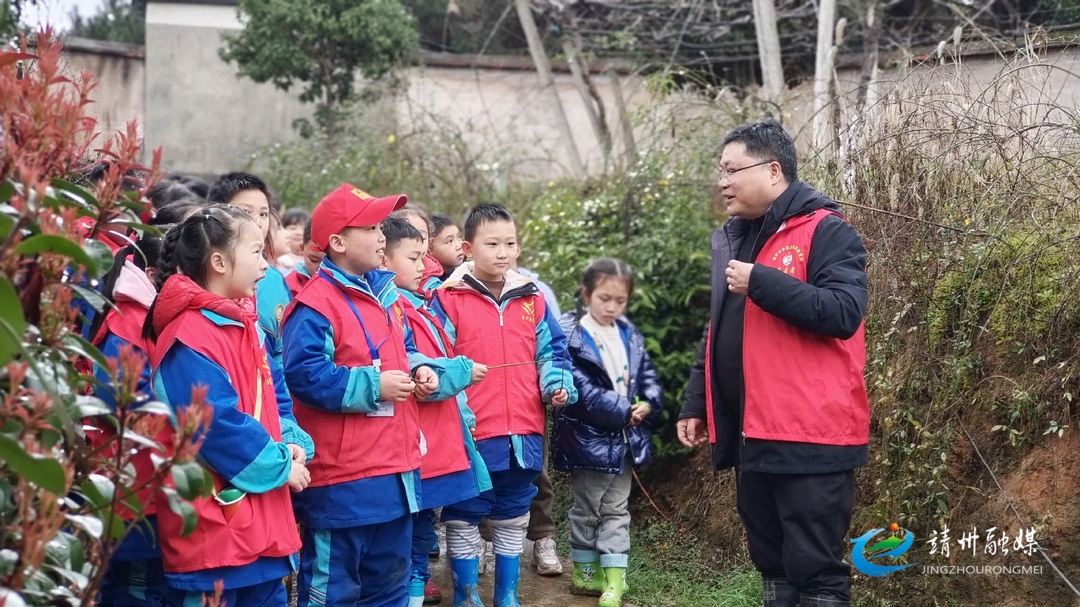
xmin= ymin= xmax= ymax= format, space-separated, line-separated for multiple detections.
xmin=597 ymin=567 xmax=625 ymax=607
xmin=570 ymin=560 xmax=605 ymax=597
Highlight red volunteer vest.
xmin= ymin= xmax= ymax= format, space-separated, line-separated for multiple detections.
xmin=285 ymin=270 xmax=309 ymax=297
xmin=706 ymin=210 xmax=869 ymax=446
xmin=150 ymin=310 xmax=301 ymax=574
xmin=398 ymin=295 xmax=471 ymax=480
xmin=436 ymin=286 xmax=547 ymax=442
xmin=284 ymin=275 xmax=422 ymax=486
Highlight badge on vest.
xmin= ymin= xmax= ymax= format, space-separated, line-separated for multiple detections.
xmin=368 ymin=401 xmax=395 ymax=417
xmin=770 ymin=244 xmax=805 ymax=276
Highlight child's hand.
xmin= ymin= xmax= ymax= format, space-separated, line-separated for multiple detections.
xmin=413 ymin=366 xmax=439 ymax=400
xmin=470 ymin=362 xmax=488 ymax=385
xmin=288 ymin=460 xmax=311 ymax=492
xmin=630 ymin=403 xmax=651 ymax=426
xmin=288 ymin=443 xmax=307 ymax=464
xmin=380 ymin=370 xmax=415 ymax=402
xmin=551 ymin=389 xmax=569 ymax=407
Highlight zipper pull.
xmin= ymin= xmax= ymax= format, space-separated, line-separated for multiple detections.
xmin=499 ymin=310 xmax=504 ymax=327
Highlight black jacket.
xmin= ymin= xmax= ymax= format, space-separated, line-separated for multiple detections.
xmin=679 ymin=181 xmax=869 ymax=471
xmin=552 ymin=312 xmax=664 ymax=474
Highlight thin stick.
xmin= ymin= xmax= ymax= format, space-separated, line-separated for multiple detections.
xmin=487 ymin=358 xmax=554 ymax=369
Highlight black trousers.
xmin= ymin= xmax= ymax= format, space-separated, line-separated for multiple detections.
xmin=736 ymin=470 xmax=855 ymax=600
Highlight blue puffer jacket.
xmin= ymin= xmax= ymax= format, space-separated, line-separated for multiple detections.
xmin=552 ymin=312 xmax=663 ymax=475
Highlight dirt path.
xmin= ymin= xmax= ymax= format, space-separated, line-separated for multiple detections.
xmin=427 ymin=539 xmax=606 ymax=607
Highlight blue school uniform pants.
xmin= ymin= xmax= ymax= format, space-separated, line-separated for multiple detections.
xmin=297 ymin=513 xmax=413 ymax=607
xmin=165 ymin=578 xmax=286 ymax=607
xmin=440 ymin=467 xmax=538 ymax=524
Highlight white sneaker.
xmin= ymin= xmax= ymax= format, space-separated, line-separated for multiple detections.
xmin=479 ymin=540 xmax=495 ymax=576
xmin=532 ymin=536 xmax=563 ymax=576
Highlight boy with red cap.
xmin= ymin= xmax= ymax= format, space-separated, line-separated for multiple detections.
xmin=280 ymin=184 xmax=442 ymax=607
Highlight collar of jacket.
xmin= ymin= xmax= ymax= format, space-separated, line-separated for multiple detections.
xmin=318 ymin=257 xmax=399 ymax=308
xmin=440 ymin=262 xmax=538 ymax=301
xmin=559 ymin=312 xmax=639 ymax=378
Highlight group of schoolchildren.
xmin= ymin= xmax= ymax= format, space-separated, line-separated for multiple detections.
xmin=85 ymin=169 xmax=664 ymax=607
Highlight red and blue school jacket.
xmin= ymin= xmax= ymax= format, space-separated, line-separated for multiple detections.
xmin=284 ymin=262 xmax=312 ymax=296
xmin=255 ymin=264 xmax=292 ymax=373
xmin=89 ymin=261 xmax=162 ymax=561
xmin=432 ymin=264 xmax=578 ymax=473
xmin=400 ymin=289 xmax=492 ymax=508
xmin=281 ymin=258 xmax=437 ymax=528
xmin=148 ymin=275 xmax=311 ymax=592
xmin=419 ymin=254 xmax=444 ymax=291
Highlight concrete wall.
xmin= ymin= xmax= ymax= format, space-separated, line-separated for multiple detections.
xmin=783 ymin=41 xmax=1080 ymax=151
xmin=399 ymin=64 xmax=647 ymax=182
xmin=62 ymin=38 xmax=145 ymax=141
xmin=144 ymin=2 xmax=313 ymax=178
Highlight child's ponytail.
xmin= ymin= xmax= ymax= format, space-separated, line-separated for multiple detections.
xmin=155 ymin=222 xmax=184 ymax=290
xmin=573 ymin=285 xmax=586 ymax=320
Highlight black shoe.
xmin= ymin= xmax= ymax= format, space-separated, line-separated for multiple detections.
xmin=763 ymin=578 xmax=799 ymax=607
xmin=799 ymin=593 xmax=849 ymax=607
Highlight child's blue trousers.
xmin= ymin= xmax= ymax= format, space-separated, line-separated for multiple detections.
xmin=410 ymin=509 xmax=438 ymax=582
xmin=165 ymin=578 xmax=285 ymax=607
xmin=297 ymin=513 xmax=413 ymax=607
xmin=441 ymin=467 xmax=539 ymax=524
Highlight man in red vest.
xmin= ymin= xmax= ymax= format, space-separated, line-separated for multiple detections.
xmin=678 ymin=120 xmax=870 ymax=607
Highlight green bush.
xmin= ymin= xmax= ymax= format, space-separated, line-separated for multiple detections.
xmin=522 ymin=162 xmax=716 ymax=454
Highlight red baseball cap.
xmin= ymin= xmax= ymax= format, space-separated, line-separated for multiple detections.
xmin=310 ymin=184 xmax=408 ymax=252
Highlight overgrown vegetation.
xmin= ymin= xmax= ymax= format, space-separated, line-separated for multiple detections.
xmin=258 ymin=99 xmax=504 ymax=216
xmin=806 ymin=45 xmax=1080 ymax=604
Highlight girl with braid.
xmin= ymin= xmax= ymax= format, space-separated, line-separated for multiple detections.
xmin=143 ymin=205 xmax=314 ymax=607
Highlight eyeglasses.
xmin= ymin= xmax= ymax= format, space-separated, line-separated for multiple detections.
xmin=716 ymin=160 xmax=775 ymax=183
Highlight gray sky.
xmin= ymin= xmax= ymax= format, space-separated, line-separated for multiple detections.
xmin=21 ymin=0 xmax=106 ymax=32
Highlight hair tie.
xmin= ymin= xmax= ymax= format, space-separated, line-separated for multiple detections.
xmin=204 ymin=213 xmax=211 ymax=221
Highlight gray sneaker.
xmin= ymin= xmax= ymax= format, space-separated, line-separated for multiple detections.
xmin=532 ymin=536 xmax=563 ymax=576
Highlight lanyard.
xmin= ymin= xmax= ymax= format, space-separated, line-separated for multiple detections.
xmin=319 ymin=270 xmax=388 ymax=370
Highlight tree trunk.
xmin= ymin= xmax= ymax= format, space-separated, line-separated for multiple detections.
xmin=513 ymin=0 xmax=585 ymax=178
xmin=752 ymin=0 xmax=784 ymax=104
xmin=812 ymin=0 xmax=838 ymax=152
xmin=562 ymin=38 xmax=611 ymax=173
xmin=607 ymin=64 xmax=637 ymax=169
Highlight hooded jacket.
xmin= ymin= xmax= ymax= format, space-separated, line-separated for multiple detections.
xmin=284 ymin=263 xmax=312 ymax=296
xmin=552 ymin=312 xmax=663 ymax=475
xmin=680 ymin=181 xmax=870 ymax=472
xmin=148 ymin=275 xmax=304 ymax=579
